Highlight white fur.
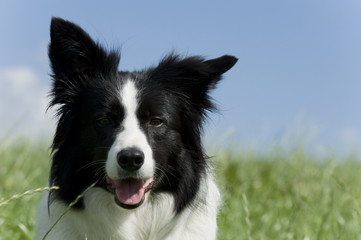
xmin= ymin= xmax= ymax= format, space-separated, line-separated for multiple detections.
xmin=36 ymin=173 xmax=220 ymax=240
xmin=106 ymin=80 xmax=154 ymax=180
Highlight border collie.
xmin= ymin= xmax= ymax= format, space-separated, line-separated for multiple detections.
xmin=36 ymin=17 xmax=237 ymax=240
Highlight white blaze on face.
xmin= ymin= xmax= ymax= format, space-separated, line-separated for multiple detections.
xmin=106 ymin=80 xmax=154 ymax=179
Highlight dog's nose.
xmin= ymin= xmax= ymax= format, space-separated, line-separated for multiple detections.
xmin=117 ymin=148 xmax=144 ymax=171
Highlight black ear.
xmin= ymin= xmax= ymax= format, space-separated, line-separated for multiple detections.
xmin=152 ymin=54 xmax=237 ymax=89
xmin=49 ymin=17 xmax=119 ymax=78
xmin=204 ymin=55 xmax=238 ymax=75
xmin=203 ymin=55 xmax=238 ymax=89
xmin=150 ymin=54 xmax=237 ymax=112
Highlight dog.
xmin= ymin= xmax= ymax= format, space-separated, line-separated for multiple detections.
xmin=36 ymin=17 xmax=237 ymax=240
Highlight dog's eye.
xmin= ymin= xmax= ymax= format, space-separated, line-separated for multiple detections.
xmin=149 ymin=118 xmax=163 ymax=127
xmin=97 ymin=117 xmax=113 ymax=126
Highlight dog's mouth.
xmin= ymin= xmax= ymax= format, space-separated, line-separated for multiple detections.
xmin=106 ymin=176 xmax=154 ymax=209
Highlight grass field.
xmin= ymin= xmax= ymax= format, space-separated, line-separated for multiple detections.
xmin=1 ymin=138 xmax=361 ymax=240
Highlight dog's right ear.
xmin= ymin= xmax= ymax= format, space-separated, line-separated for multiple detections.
xmin=49 ymin=17 xmax=119 ymax=78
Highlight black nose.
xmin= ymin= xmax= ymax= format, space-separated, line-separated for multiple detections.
xmin=117 ymin=148 xmax=144 ymax=171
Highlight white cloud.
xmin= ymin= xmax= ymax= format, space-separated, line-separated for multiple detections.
xmin=0 ymin=66 xmax=54 ymax=139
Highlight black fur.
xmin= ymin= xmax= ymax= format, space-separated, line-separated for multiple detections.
xmin=48 ymin=17 xmax=237 ymax=212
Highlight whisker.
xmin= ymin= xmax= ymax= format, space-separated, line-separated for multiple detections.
xmin=154 ymin=166 xmax=179 ymax=186
xmin=77 ymin=159 xmax=106 ymax=173
xmin=93 ymin=166 xmax=106 ymax=180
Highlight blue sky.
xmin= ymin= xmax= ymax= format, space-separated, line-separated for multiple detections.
xmin=1 ymin=1 xmax=360 ymax=155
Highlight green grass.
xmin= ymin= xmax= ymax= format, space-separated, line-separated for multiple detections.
xmin=216 ymin=149 xmax=361 ymax=240
xmin=0 ymin=138 xmax=50 ymax=240
xmin=1 ymin=138 xmax=361 ymax=239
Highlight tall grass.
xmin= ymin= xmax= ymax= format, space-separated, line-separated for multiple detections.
xmin=0 ymin=138 xmax=50 ymax=240
xmin=0 ymin=138 xmax=360 ymax=239
xmin=216 ymin=148 xmax=361 ymax=240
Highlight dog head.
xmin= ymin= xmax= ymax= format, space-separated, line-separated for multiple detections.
xmin=48 ymin=17 xmax=237 ymax=211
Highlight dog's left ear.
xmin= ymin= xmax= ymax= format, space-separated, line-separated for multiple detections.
xmin=203 ymin=55 xmax=238 ymax=89
xmin=153 ymin=54 xmax=237 ymax=91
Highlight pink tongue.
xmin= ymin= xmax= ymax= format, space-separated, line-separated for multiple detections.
xmin=114 ymin=179 xmax=145 ymax=205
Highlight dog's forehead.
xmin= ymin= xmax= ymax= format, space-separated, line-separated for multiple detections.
xmin=119 ymin=79 xmax=138 ymax=107
xmin=116 ymin=71 xmax=143 ymax=90
xmin=114 ymin=72 xmax=170 ymax=115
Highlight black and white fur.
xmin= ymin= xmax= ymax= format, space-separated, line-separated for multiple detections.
xmin=36 ymin=17 xmax=237 ymax=240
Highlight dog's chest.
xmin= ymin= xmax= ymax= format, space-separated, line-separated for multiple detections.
xmin=74 ymin=188 xmax=180 ymax=240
